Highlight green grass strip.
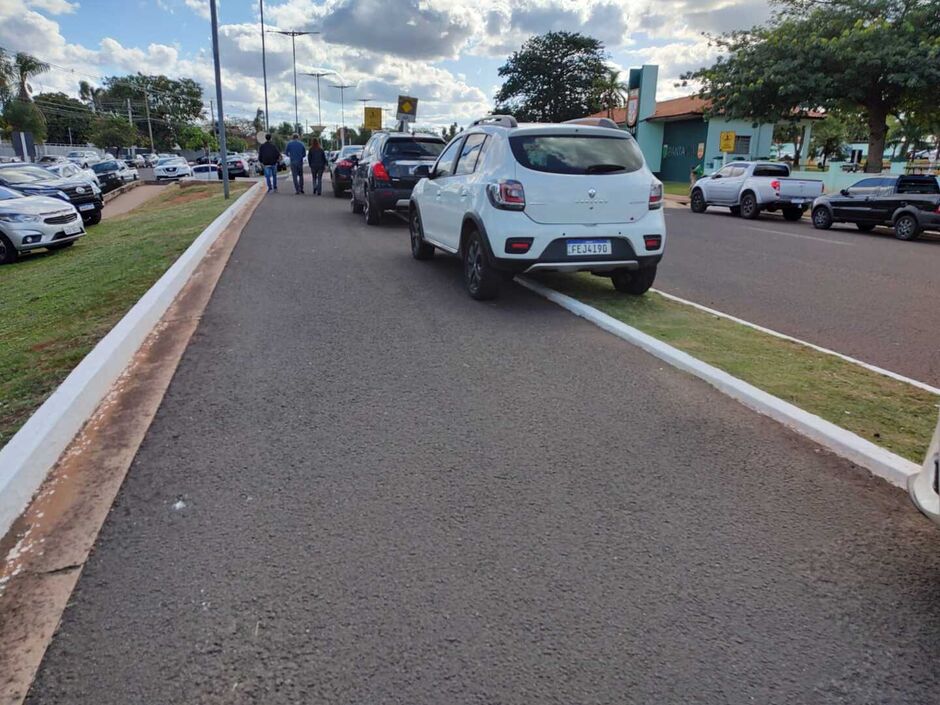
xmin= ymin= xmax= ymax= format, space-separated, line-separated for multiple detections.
xmin=0 ymin=182 xmax=252 ymax=447
xmin=661 ymin=181 xmax=691 ymax=197
xmin=534 ymin=272 xmax=938 ymax=463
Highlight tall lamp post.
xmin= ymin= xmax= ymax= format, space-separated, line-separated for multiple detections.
xmin=267 ymin=28 xmax=318 ymax=132
xmin=209 ymin=0 xmax=229 ymax=198
xmin=330 ymin=83 xmax=354 ymax=146
xmin=259 ymin=0 xmax=269 ymax=130
xmin=301 ymin=70 xmax=335 ymax=133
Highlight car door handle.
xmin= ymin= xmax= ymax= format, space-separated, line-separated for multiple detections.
xmin=459 ymin=188 xmax=469 ymax=199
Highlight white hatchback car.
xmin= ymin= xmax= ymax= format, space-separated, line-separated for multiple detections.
xmin=408 ymin=116 xmax=665 ymax=300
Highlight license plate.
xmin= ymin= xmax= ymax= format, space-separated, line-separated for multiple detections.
xmin=79 ymin=203 xmax=95 ymax=211
xmin=790 ymin=198 xmax=805 ymax=204
xmin=567 ymin=239 xmax=612 ymax=256
xmin=65 ymin=223 xmax=83 ymax=235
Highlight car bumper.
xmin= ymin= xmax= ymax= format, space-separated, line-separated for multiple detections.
xmin=5 ymin=219 xmax=86 ymax=251
xmin=372 ymin=187 xmax=416 ymax=211
xmin=764 ymin=198 xmax=813 ymax=210
xmin=914 ymin=212 xmax=940 ymax=231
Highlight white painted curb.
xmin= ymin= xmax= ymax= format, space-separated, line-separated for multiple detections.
xmin=517 ymin=276 xmax=920 ymax=488
xmin=0 ymin=181 xmax=263 ymax=537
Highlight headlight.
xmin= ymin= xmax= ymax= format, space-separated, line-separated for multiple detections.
xmin=55 ymin=190 xmax=69 ymax=201
xmin=0 ymin=212 xmax=40 ymax=223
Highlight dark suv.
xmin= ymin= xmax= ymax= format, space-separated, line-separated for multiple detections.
xmin=350 ymin=132 xmax=446 ymax=224
xmin=0 ymin=164 xmax=104 ymax=225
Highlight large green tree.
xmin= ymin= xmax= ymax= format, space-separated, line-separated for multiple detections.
xmin=100 ymin=73 xmax=204 ymax=150
xmin=89 ymin=115 xmax=140 ymax=154
xmin=495 ymin=32 xmax=607 ymax=122
xmin=34 ymin=92 xmax=94 ymax=144
xmin=684 ymin=0 xmax=940 ymax=172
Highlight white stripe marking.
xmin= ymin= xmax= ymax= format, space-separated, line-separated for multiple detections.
xmin=740 ymin=225 xmax=854 ymax=246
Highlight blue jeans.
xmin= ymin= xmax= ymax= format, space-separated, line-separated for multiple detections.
xmin=263 ymin=165 xmax=278 ymax=191
xmin=290 ymin=162 xmax=304 ymax=193
xmin=310 ymin=168 xmax=323 ymax=194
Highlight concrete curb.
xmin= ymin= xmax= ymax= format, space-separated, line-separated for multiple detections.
xmin=102 ymin=179 xmax=141 ymax=204
xmin=517 ymin=276 xmax=920 ymax=488
xmin=0 ymin=181 xmax=264 ymax=537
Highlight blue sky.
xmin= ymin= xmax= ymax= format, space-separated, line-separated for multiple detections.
xmin=0 ymin=0 xmax=773 ymax=130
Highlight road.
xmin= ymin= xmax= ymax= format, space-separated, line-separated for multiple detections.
xmin=661 ymin=204 xmax=940 ymax=386
xmin=26 ymin=181 xmax=940 ymax=704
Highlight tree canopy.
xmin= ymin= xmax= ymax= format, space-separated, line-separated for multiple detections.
xmin=99 ymin=73 xmax=204 ymax=150
xmin=34 ymin=92 xmax=93 ymax=144
xmin=495 ymin=31 xmax=607 ymax=122
xmin=89 ymin=115 xmax=140 ymax=154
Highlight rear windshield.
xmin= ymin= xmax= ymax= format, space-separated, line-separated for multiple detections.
xmin=509 ymin=134 xmax=644 ymax=174
xmin=753 ymin=164 xmax=790 ymax=177
xmin=92 ymin=161 xmax=119 ymax=172
xmin=340 ymin=146 xmax=362 ymax=158
xmin=384 ymin=139 xmax=445 ymax=158
xmin=897 ymin=177 xmax=939 ymax=194
xmin=0 ymin=167 xmax=44 ymax=183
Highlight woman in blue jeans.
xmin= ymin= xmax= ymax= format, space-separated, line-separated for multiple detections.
xmin=307 ymin=138 xmax=327 ymax=195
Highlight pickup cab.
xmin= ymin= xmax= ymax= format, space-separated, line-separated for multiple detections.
xmin=690 ymin=161 xmax=824 ymax=221
xmin=810 ymin=174 xmax=940 ymax=240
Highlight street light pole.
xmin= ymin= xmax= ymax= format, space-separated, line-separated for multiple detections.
xmin=259 ymin=0 xmax=269 ymax=131
xmin=268 ymin=29 xmax=318 ymax=133
xmin=330 ymin=83 xmax=353 ymax=146
xmin=301 ymin=71 xmax=334 ymax=132
xmin=209 ymin=0 xmax=229 ymax=199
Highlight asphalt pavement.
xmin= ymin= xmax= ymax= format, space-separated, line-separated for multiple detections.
xmin=661 ymin=204 xmax=940 ymax=386
xmin=26 ymin=178 xmax=940 ymax=704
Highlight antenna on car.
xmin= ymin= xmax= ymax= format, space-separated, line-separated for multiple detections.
xmin=470 ymin=115 xmax=518 ymax=128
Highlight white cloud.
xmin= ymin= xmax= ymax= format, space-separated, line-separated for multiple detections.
xmin=25 ymin=0 xmax=78 ymax=14
xmin=183 ymin=0 xmax=210 ymax=20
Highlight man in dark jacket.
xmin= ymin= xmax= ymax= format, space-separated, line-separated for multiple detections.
xmin=285 ymin=133 xmax=307 ymax=194
xmin=307 ymin=138 xmax=328 ymax=196
xmin=258 ymin=134 xmax=281 ymax=192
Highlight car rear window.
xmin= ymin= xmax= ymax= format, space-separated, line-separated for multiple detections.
xmin=753 ymin=164 xmax=790 ymax=177
xmin=384 ymin=139 xmax=445 ymax=159
xmin=509 ymin=134 xmax=644 ymax=174
xmin=92 ymin=161 xmax=119 ymax=172
xmin=897 ymin=177 xmax=939 ymax=194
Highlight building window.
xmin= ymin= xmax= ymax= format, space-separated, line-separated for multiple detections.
xmin=734 ymin=135 xmax=752 ymax=154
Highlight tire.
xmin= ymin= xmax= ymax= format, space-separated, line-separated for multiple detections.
xmin=333 ymin=184 xmax=344 ymax=198
xmin=82 ymin=208 xmax=102 ymax=226
xmin=811 ymin=206 xmax=833 ymax=230
xmin=351 ymin=194 xmax=363 ymax=214
xmin=856 ymin=223 xmax=876 ymax=232
xmin=740 ymin=192 xmax=760 ymax=220
xmin=894 ymin=213 xmax=921 ymax=241
xmin=690 ymin=189 xmax=707 ymax=213
xmin=364 ymin=191 xmax=382 ymax=225
xmin=0 ymin=233 xmax=18 ymax=264
xmin=462 ymin=228 xmax=500 ymax=300
xmin=47 ymin=241 xmax=74 ymax=251
xmin=782 ymin=207 xmax=803 ymax=221
xmin=611 ymin=265 xmax=657 ymax=295
xmin=409 ymin=208 xmax=434 ymax=260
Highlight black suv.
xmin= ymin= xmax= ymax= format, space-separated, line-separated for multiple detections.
xmin=350 ymin=132 xmax=446 ymax=224
xmin=811 ymin=174 xmax=940 ymax=240
xmin=0 ymin=164 xmax=104 ymax=225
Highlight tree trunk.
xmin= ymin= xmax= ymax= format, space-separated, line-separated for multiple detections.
xmin=865 ymin=104 xmax=888 ymax=173
xmin=792 ymin=125 xmax=806 ymax=169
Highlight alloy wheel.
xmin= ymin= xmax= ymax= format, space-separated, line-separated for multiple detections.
xmin=466 ymin=239 xmax=483 ymax=291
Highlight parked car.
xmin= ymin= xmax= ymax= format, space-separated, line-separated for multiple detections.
xmin=0 ymin=164 xmax=103 ymax=225
xmin=329 ymin=145 xmax=364 ymax=196
xmin=154 ymin=157 xmax=193 ymax=180
xmin=91 ymin=159 xmax=135 ymax=192
xmin=43 ymin=161 xmax=100 ymax=188
xmin=408 ymin=115 xmax=666 ymax=300
xmin=189 ymin=164 xmax=222 ymax=181
xmin=141 ymin=153 xmax=159 ymax=167
xmin=226 ymin=155 xmax=250 ymax=177
xmin=690 ymin=161 xmax=824 ymax=220
xmin=811 ymin=174 xmax=940 ymax=240
xmin=350 ymin=131 xmax=446 ymax=223
xmin=0 ymin=186 xmax=86 ymax=264
xmin=37 ymin=155 xmax=68 ymax=164
xmin=66 ymin=150 xmax=101 ymax=168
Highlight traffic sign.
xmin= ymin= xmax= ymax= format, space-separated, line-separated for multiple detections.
xmin=396 ymin=95 xmax=418 ymax=123
xmin=719 ymin=131 xmax=736 ymax=152
xmin=364 ymin=106 xmax=382 ymax=130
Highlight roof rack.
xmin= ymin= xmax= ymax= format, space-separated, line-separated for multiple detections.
xmin=564 ymin=117 xmax=621 ymax=130
xmin=469 ymin=115 xmax=518 ymax=128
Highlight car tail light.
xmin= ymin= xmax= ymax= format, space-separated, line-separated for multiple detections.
xmin=770 ymin=179 xmax=781 ymax=192
xmin=644 ymin=234 xmax=662 ymax=251
xmin=372 ymin=162 xmax=390 ymax=182
xmin=337 ymin=159 xmax=352 ymax=168
xmin=649 ymin=182 xmax=663 ymax=209
xmin=487 ymin=179 xmax=525 ymax=210
xmin=504 ymin=237 xmax=533 ymax=254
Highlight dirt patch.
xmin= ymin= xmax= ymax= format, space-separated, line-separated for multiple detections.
xmin=164 ymin=189 xmax=214 ymax=207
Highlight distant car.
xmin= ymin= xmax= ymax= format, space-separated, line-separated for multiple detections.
xmin=154 ymin=157 xmax=193 ymax=180
xmin=811 ymin=174 xmax=940 ymax=240
xmin=0 ymin=164 xmax=103 ymax=226
xmin=691 ymin=161 xmax=824 ymax=220
xmin=141 ymin=153 xmax=159 ymax=167
xmin=91 ymin=160 xmax=133 ymax=192
xmin=43 ymin=161 xmax=100 ymax=188
xmin=66 ymin=150 xmax=100 ymax=168
xmin=226 ymin=155 xmax=250 ymax=177
xmin=0 ymin=186 xmax=86 ymax=264
xmin=330 ymin=145 xmax=364 ymax=196
xmin=190 ymin=164 xmax=222 ymax=181
xmin=37 ymin=155 xmax=68 ymax=164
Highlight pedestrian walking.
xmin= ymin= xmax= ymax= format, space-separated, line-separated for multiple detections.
xmin=258 ymin=133 xmax=281 ymax=193
xmin=285 ymin=133 xmax=307 ymax=195
xmin=307 ymin=138 xmax=327 ymax=196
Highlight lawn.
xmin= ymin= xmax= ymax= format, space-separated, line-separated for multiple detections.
xmin=662 ymin=181 xmax=691 ymax=197
xmin=532 ymin=273 xmax=939 ymax=463
xmin=0 ymin=182 xmax=251 ymax=448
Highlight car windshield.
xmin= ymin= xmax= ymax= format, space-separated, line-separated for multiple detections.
xmin=0 ymin=167 xmax=47 ymax=183
xmin=509 ymin=134 xmax=645 ymax=174
xmin=340 ymin=146 xmax=362 ymax=158
xmin=157 ymin=158 xmax=181 ymax=166
xmin=384 ymin=139 xmax=445 ymax=158
xmin=92 ymin=161 xmax=119 ymax=173
xmin=0 ymin=185 xmax=23 ymax=200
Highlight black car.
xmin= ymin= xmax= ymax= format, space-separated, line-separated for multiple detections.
xmin=350 ymin=132 xmax=445 ymax=224
xmin=811 ymin=174 xmax=940 ymax=240
xmin=92 ymin=160 xmax=133 ymax=193
xmin=0 ymin=164 xmax=104 ymax=225
xmin=329 ymin=145 xmax=364 ymax=196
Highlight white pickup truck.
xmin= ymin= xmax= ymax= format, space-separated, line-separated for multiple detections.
xmin=690 ymin=161 xmax=824 ymax=221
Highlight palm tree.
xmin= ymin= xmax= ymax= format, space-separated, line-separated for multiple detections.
xmin=595 ymin=69 xmax=628 ymax=119
xmin=13 ymin=52 xmax=49 ymax=102
xmin=0 ymin=49 xmax=15 ymax=105
xmin=78 ymin=80 xmax=105 ymax=112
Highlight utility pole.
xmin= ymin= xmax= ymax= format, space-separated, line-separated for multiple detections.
xmin=67 ymin=125 xmax=72 ymax=146
xmin=268 ymin=29 xmax=318 ymax=133
xmin=144 ymin=91 xmax=155 ymax=153
xmin=127 ymin=98 xmax=132 ymax=126
xmin=259 ymin=0 xmax=269 ymax=131
xmin=209 ymin=0 xmax=229 ymax=198
xmin=330 ymin=83 xmax=353 ymax=147
xmin=301 ymin=71 xmax=334 ymax=133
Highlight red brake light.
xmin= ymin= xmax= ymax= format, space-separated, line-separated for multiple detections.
xmin=770 ymin=179 xmax=781 ymax=191
xmin=649 ymin=182 xmax=663 ymax=209
xmin=487 ymin=179 xmax=525 ymax=210
xmin=505 ymin=238 xmax=533 ymax=254
xmin=372 ymin=162 xmax=390 ymax=181
xmin=337 ymin=159 xmax=352 ymax=168
xmin=644 ymin=235 xmax=662 ymax=250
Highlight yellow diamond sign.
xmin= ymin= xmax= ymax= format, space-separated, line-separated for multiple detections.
xmin=396 ymin=95 xmax=418 ymax=123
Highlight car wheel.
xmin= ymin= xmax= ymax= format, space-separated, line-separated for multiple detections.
xmin=82 ymin=209 xmax=102 ymax=226
xmin=782 ymin=207 xmax=803 ymax=221
xmin=463 ymin=228 xmax=500 ymax=300
xmin=894 ymin=213 xmax=921 ymax=241
xmin=351 ymin=194 xmax=364 ymax=214
xmin=47 ymin=241 xmax=75 ymax=251
xmin=740 ymin=192 xmax=760 ymax=220
xmin=364 ymin=191 xmax=382 ymax=225
xmin=409 ymin=208 xmax=434 ymax=260
xmin=690 ymin=189 xmax=707 ymax=213
xmin=811 ymin=206 xmax=833 ymax=230
xmin=856 ymin=223 xmax=876 ymax=232
xmin=0 ymin=233 xmax=18 ymax=264
xmin=333 ymin=184 xmax=344 ymax=198
xmin=611 ymin=265 xmax=657 ymax=295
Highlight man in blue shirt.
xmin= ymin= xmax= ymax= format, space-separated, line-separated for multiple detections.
xmin=284 ymin=133 xmax=307 ymax=194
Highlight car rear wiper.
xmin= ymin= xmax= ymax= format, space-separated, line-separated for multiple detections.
xmin=585 ymin=163 xmax=626 ymax=173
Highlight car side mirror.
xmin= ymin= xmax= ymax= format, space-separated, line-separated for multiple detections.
xmin=712 ymin=173 xmax=721 ymax=179
xmin=414 ymin=164 xmax=431 ymax=178
xmin=840 ymin=188 xmax=849 ymax=196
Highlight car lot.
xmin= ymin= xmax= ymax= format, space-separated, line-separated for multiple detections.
xmin=660 ymin=203 xmax=940 ymax=385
